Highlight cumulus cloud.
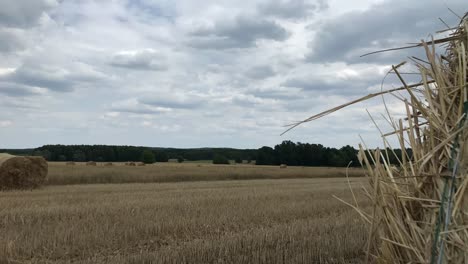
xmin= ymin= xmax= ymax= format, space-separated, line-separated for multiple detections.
xmin=281 ymin=62 xmax=389 ymax=95
xmin=307 ymin=0 xmax=465 ymax=63
xmin=0 ymin=63 xmax=107 ymax=92
xmin=0 ymin=28 xmax=27 ymax=52
xmin=248 ymin=87 xmax=304 ymax=100
xmin=257 ymin=0 xmax=328 ymax=20
xmin=0 ymin=0 xmax=58 ymax=28
xmin=110 ymin=49 xmax=168 ymax=71
xmin=0 ymin=81 xmax=44 ymax=97
xmin=231 ymin=94 xmax=280 ymax=109
xmin=245 ymin=65 xmax=276 ymax=79
xmin=111 ymin=98 xmax=172 ymax=114
xmin=189 ymin=16 xmax=289 ymax=49
xmin=140 ymin=93 xmax=206 ymax=109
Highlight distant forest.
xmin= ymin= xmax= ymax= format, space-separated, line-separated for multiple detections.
xmin=0 ymin=141 xmax=411 ymax=167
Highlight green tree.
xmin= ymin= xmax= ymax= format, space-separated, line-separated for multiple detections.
xmin=340 ymin=145 xmax=359 ymax=167
xmin=155 ymin=151 xmax=169 ymax=162
xmin=141 ymin=149 xmax=156 ymax=164
xmin=255 ymin=146 xmax=276 ymax=165
xmin=213 ymin=154 xmax=230 ymax=164
xmin=177 ymin=156 xmax=184 ymax=163
xmin=72 ymin=150 xmax=86 ymax=162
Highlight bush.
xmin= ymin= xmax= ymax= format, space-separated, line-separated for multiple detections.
xmin=213 ymin=154 xmax=230 ymax=165
xmin=141 ymin=150 xmax=155 ymax=164
xmin=177 ymin=156 xmax=184 ymax=163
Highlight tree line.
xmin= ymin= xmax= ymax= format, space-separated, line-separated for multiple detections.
xmin=2 ymin=141 xmax=411 ymax=167
xmin=31 ymin=145 xmax=257 ymax=163
xmin=256 ymin=141 xmax=411 ymax=167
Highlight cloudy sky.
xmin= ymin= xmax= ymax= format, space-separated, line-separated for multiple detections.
xmin=0 ymin=0 xmax=465 ymax=149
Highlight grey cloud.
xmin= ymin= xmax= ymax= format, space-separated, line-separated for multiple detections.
xmin=282 ymin=77 xmax=379 ymax=95
xmin=0 ymin=28 xmax=27 ymax=52
xmin=110 ymin=49 xmax=167 ymax=71
xmin=257 ymin=0 xmax=327 ymax=20
xmin=5 ymin=66 xmax=72 ymax=92
xmin=1 ymin=63 xmax=107 ymax=92
xmin=0 ymin=82 xmax=43 ymax=97
xmin=189 ymin=37 xmax=251 ymax=50
xmin=110 ymin=99 xmax=170 ymax=114
xmin=111 ymin=107 xmax=167 ymax=115
xmin=0 ymin=0 xmax=58 ymax=28
xmin=249 ymin=87 xmax=304 ymax=100
xmin=189 ymin=16 xmax=289 ymax=49
xmin=307 ymin=0 xmax=465 ymax=63
xmin=140 ymin=94 xmax=205 ymax=109
xmin=230 ymin=94 xmax=280 ymax=110
xmin=245 ymin=65 xmax=275 ymax=79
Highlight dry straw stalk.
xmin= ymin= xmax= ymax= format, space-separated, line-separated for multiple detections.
xmin=287 ymin=13 xmax=468 ymax=263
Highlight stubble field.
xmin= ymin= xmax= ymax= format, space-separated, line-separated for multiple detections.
xmin=45 ymin=162 xmax=365 ymax=185
xmin=0 ymin=163 xmax=368 ymax=264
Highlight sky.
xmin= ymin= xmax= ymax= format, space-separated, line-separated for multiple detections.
xmin=0 ymin=0 xmax=465 ymax=149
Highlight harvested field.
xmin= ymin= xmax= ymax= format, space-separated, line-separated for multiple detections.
xmin=0 ymin=178 xmax=368 ymax=264
xmin=45 ymin=162 xmax=365 ymax=185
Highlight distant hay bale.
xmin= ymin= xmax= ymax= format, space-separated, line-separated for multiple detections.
xmin=86 ymin=161 xmax=97 ymax=166
xmin=104 ymin=162 xmax=113 ymax=166
xmin=0 ymin=153 xmax=48 ymax=190
xmin=66 ymin=161 xmax=75 ymax=166
xmin=128 ymin=162 xmax=136 ymax=166
xmin=280 ymin=164 xmax=287 ymax=169
xmin=137 ymin=162 xmax=145 ymax=166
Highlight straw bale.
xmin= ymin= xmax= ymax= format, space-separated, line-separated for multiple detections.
xmin=104 ymin=162 xmax=113 ymax=166
xmin=0 ymin=153 xmax=48 ymax=190
xmin=86 ymin=161 xmax=97 ymax=166
xmin=128 ymin=162 xmax=136 ymax=166
xmin=280 ymin=164 xmax=287 ymax=168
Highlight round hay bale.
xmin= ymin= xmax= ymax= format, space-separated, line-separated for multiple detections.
xmin=66 ymin=161 xmax=75 ymax=166
xmin=0 ymin=153 xmax=48 ymax=190
xmin=86 ymin=161 xmax=97 ymax=166
xmin=280 ymin=164 xmax=287 ymax=169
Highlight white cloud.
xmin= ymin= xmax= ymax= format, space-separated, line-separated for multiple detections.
xmin=110 ymin=49 xmax=168 ymax=71
xmin=0 ymin=120 xmax=12 ymax=127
